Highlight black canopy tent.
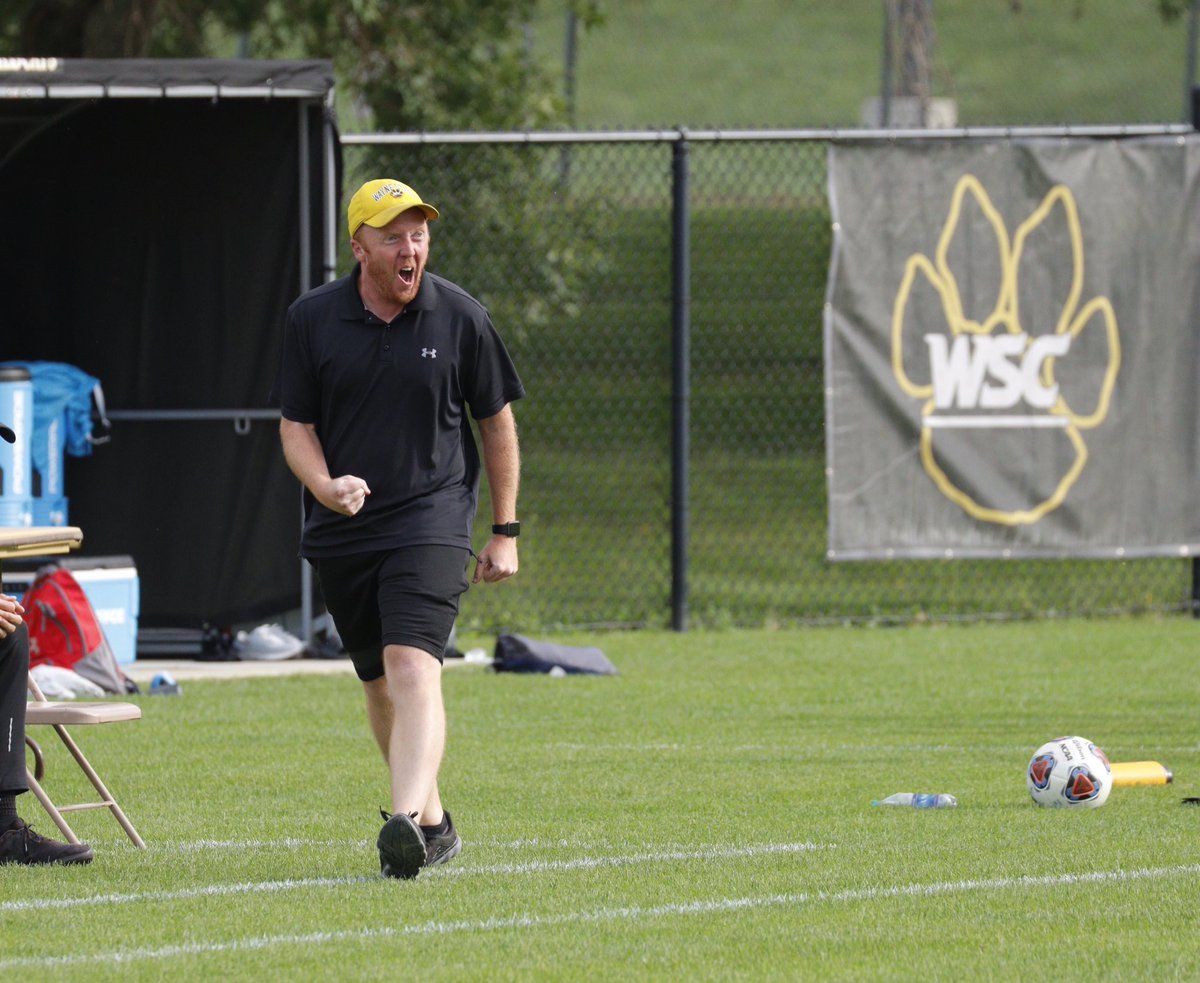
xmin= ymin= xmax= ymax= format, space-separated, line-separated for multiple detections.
xmin=0 ymin=59 xmax=340 ymax=642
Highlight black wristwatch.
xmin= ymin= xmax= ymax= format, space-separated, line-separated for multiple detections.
xmin=492 ymin=521 xmax=520 ymax=537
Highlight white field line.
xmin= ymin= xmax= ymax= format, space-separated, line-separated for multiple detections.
xmin=171 ymin=837 xmax=605 ymax=852
xmin=552 ymin=742 xmax=1051 ymax=755
xmin=0 ymin=841 xmax=829 ymax=913
xmin=553 ymin=743 xmax=1200 ymax=756
xmin=3 ymin=862 xmax=1197 ymax=972
xmin=170 ymin=835 xmax=636 ymax=851
xmin=174 ymin=838 xmax=368 ymax=851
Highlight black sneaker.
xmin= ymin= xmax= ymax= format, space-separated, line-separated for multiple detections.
xmin=0 ymin=819 xmax=94 ymax=866
xmin=377 ymin=810 xmax=426 ymax=879
xmin=422 ymin=811 xmax=462 ymax=867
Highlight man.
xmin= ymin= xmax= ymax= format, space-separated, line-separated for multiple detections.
xmin=0 ymin=424 xmax=95 ymax=865
xmin=277 ymin=179 xmax=524 ymax=879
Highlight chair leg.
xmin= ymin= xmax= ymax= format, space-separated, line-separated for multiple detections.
xmin=51 ymin=723 xmax=147 ymax=849
xmin=24 ymin=736 xmax=45 ymax=781
xmin=24 ymin=766 xmax=83 ymax=845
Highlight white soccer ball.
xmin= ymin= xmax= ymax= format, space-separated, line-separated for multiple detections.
xmin=1027 ymin=735 xmax=1112 ymax=808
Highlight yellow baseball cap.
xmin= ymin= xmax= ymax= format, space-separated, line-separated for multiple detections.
xmin=347 ymin=179 xmax=439 ymax=237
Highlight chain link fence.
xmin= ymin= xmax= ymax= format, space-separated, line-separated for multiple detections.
xmin=340 ymin=128 xmax=1195 ymax=632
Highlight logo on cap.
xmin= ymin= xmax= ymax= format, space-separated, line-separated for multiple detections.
xmin=373 ymin=182 xmax=410 ymax=202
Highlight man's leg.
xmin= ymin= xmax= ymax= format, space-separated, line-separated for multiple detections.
xmin=361 ymin=546 xmax=468 ymax=877
xmin=0 ymin=621 xmax=93 ymax=865
xmin=368 ymin=644 xmax=445 ymax=824
xmin=370 ymin=644 xmax=448 ymax=878
xmin=362 ymin=672 xmax=448 ymax=825
xmin=0 ymin=626 xmax=30 ymax=798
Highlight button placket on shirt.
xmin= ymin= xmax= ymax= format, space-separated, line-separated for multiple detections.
xmin=365 ymin=312 xmax=393 ymax=361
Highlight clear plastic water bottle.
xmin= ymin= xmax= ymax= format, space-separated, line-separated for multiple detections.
xmin=871 ymin=792 xmax=957 ymax=808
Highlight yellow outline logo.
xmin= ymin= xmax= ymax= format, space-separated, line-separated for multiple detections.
xmin=891 ymin=175 xmax=1120 ymax=525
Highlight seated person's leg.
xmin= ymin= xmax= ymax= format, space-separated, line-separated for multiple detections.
xmin=0 ymin=601 xmax=93 ymax=866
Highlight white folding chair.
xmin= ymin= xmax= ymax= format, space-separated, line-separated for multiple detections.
xmin=1 ymin=524 xmax=145 ymax=847
xmin=24 ymin=673 xmax=146 ymax=849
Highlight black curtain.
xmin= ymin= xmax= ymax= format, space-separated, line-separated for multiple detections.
xmin=0 ymin=97 xmax=326 ymax=627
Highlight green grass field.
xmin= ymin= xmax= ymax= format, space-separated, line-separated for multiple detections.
xmin=4 ymin=619 xmax=1199 ymax=980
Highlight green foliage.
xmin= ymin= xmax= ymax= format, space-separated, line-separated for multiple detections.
xmin=0 ymin=0 xmax=566 ymax=131
xmin=3 ymin=618 xmax=1199 ymax=978
xmin=253 ymin=0 xmax=559 ymax=130
xmin=1 ymin=0 xmax=261 ymax=58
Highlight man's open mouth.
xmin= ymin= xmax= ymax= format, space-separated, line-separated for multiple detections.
xmin=398 ymin=266 xmax=415 ymax=286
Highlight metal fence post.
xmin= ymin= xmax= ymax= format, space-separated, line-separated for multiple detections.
xmin=1193 ymin=87 xmax=1200 ymax=618
xmin=671 ymin=133 xmax=691 ymax=631
xmin=1193 ymin=558 xmax=1200 ymax=618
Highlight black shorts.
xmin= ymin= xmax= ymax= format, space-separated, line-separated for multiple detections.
xmin=313 ymin=545 xmax=471 ymax=682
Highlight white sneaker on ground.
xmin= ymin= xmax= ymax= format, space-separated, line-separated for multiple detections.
xmin=261 ymin=624 xmax=305 ymax=649
xmin=234 ymin=624 xmax=305 ymax=661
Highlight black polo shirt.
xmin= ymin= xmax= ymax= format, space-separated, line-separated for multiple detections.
xmin=278 ymin=267 xmax=525 ymax=558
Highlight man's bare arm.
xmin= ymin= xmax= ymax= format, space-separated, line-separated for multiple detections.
xmin=279 ymin=417 xmax=370 ymax=517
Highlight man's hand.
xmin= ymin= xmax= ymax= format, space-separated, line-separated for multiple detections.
xmin=319 ymin=475 xmax=371 ymax=517
xmin=473 ymin=535 xmax=518 ymax=583
xmin=0 ymin=594 xmax=24 ymax=639
xmin=280 ymin=419 xmax=370 ymax=517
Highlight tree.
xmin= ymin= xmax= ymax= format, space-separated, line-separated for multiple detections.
xmin=892 ymin=0 xmax=934 ymax=102
xmin=0 ymin=0 xmax=600 ymax=131
xmin=879 ymin=0 xmax=937 ymax=125
xmin=1 ymin=0 xmax=264 ymax=60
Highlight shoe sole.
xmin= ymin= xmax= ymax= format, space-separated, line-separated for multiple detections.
xmin=425 ymin=833 xmax=462 ymax=867
xmin=58 ymin=846 xmax=95 ymax=865
xmin=53 ymin=848 xmax=95 ymax=865
xmin=377 ymin=814 xmax=426 ymax=879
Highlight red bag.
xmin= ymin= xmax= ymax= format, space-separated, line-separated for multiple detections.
xmin=23 ymin=564 xmax=132 ymax=694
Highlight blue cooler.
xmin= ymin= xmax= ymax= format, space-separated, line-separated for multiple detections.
xmin=0 ymin=366 xmax=34 ymax=527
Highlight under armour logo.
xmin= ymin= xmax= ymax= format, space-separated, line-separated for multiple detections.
xmin=421 ymin=348 xmax=437 ymax=359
